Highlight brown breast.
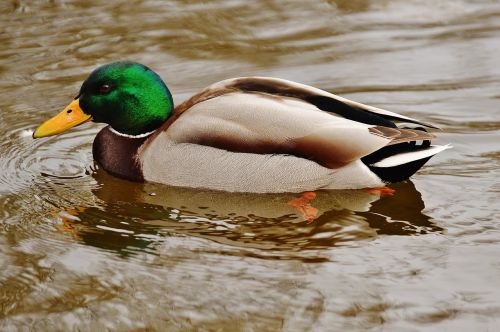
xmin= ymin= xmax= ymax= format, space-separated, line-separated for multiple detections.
xmin=92 ymin=126 xmax=148 ymax=181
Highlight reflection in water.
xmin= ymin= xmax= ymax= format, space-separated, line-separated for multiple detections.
xmin=55 ymin=169 xmax=440 ymax=257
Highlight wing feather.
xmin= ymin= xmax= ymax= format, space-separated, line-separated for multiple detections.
xmin=368 ymin=126 xmax=436 ymax=145
xmin=211 ymin=77 xmax=439 ymax=129
xmin=164 ymin=92 xmax=391 ymax=168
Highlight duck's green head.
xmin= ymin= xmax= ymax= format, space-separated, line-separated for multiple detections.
xmin=33 ymin=61 xmax=173 ymax=138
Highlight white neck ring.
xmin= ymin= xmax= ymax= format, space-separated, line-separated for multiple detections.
xmin=109 ymin=127 xmax=155 ymax=138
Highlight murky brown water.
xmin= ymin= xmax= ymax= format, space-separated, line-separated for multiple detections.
xmin=1 ymin=0 xmax=499 ymax=330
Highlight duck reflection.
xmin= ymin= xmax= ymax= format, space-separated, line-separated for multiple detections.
xmin=57 ymin=169 xmax=441 ymax=255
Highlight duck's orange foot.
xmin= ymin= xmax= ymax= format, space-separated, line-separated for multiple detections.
xmin=287 ymin=191 xmax=319 ymax=223
xmin=51 ymin=206 xmax=87 ymax=236
xmin=363 ymin=186 xmax=395 ymax=196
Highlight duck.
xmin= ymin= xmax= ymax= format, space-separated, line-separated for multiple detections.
xmin=33 ymin=61 xmax=449 ymax=193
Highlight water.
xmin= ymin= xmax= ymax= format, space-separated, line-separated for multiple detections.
xmin=1 ymin=0 xmax=499 ymax=330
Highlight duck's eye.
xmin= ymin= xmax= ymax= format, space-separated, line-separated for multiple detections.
xmin=99 ymin=84 xmax=112 ymax=94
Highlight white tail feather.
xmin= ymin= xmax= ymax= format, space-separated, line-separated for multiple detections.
xmin=373 ymin=144 xmax=452 ymax=168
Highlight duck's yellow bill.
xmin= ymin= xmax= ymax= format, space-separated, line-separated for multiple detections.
xmin=33 ymin=99 xmax=92 ymax=138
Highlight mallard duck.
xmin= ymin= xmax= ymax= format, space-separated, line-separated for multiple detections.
xmin=33 ymin=61 xmax=449 ymax=193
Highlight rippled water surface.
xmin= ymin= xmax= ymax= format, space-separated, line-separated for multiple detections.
xmin=1 ymin=0 xmax=500 ymax=330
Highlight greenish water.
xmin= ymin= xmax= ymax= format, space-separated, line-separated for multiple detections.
xmin=1 ymin=0 xmax=499 ymax=330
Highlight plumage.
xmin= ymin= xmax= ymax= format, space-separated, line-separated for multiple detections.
xmin=33 ymin=62 xmax=449 ymax=193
